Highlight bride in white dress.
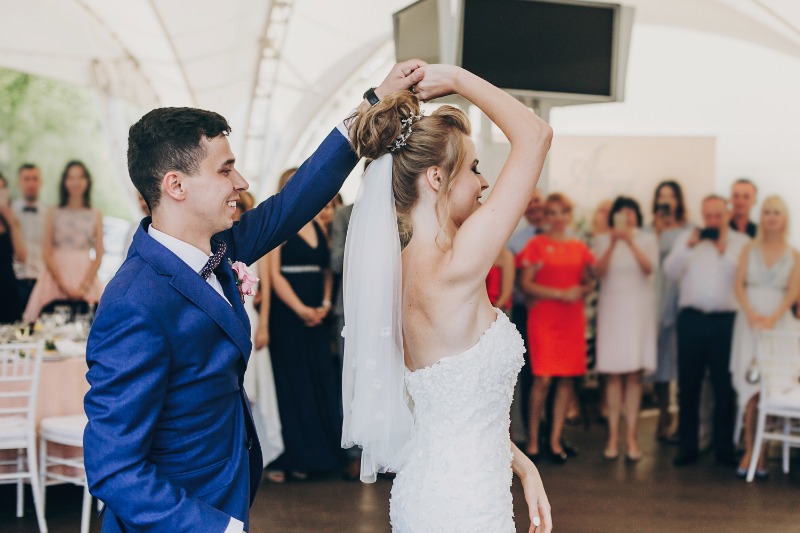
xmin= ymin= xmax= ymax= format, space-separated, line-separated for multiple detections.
xmin=341 ymin=64 xmax=553 ymax=532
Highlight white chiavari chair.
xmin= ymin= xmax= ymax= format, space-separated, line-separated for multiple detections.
xmin=0 ymin=341 xmax=48 ymax=531
xmin=747 ymin=329 xmax=800 ymax=482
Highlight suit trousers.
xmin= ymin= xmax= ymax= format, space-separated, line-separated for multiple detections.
xmin=676 ymin=307 xmax=736 ymax=455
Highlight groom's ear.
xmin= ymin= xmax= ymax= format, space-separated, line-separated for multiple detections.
xmin=161 ymin=171 xmax=186 ymax=202
xmin=424 ymin=166 xmax=442 ymax=193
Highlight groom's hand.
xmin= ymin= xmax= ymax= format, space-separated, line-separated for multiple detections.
xmin=372 ymin=59 xmax=427 ymax=101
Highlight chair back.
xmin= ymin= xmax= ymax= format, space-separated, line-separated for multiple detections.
xmin=0 ymin=342 xmax=44 ymax=428
xmin=756 ymin=328 xmax=800 ymax=404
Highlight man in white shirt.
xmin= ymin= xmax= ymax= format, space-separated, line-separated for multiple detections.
xmin=12 ymin=163 xmax=45 ymax=310
xmin=663 ymin=195 xmax=749 ymax=467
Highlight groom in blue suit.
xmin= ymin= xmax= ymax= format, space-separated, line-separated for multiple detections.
xmin=84 ymin=61 xmax=425 ymax=532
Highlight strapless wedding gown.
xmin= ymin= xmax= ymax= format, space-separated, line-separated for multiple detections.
xmin=389 ymin=309 xmax=525 ymax=532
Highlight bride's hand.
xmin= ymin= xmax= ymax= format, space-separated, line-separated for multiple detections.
xmin=521 ymin=464 xmax=552 ymax=533
xmin=412 ymin=64 xmax=464 ymax=101
xmin=374 ymin=59 xmax=428 ymax=100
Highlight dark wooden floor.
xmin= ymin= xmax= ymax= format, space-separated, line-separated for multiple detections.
xmin=3 ymin=416 xmax=799 ymax=532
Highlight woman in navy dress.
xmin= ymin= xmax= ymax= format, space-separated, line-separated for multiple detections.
xmin=265 ymin=169 xmax=342 ymax=480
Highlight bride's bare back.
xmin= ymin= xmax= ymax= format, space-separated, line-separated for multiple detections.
xmin=401 ymin=238 xmax=498 ymax=370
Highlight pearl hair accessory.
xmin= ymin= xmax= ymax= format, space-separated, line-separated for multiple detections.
xmin=389 ymin=113 xmax=423 ymax=152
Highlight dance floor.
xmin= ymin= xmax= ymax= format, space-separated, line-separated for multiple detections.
xmin=2 ymin=416 xmax=798 ymax=532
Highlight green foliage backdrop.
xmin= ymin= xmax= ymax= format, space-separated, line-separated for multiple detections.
xmin=0 ymin=67 xmax=132 ymax=220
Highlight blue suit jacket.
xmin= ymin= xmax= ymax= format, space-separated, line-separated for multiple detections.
xmin=84 ymin=129 xmax=358 ymax=532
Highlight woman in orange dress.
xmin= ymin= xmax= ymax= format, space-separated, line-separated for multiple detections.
xmin=519 ymin=193 xmax=594 ymax=463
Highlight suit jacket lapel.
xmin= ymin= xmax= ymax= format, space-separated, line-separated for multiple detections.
xmin=215 ymin=260 xmax=253 ymax=354
xmin=134 ymin=220 xmax=252 ymax=361
xmin=169 ymin=271 xmax=252 ymax=361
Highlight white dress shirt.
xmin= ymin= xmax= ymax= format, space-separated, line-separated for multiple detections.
xmin=11 ymin=198 xmax=45 ymax=280
xmin=663 ymin=228 xmax=749 ymax=313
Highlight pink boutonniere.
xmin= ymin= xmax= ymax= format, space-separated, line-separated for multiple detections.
xmin=229 ymin=259 xmax=259 ymax=304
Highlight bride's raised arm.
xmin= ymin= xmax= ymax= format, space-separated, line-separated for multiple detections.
xmin=414 ymin=66 xmax=552 ymax=279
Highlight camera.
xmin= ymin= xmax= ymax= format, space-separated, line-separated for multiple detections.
xmin=655 ymin=203 xmax=672 ymax=217
xmin=698 ymin=227 xmax=720 ymax=241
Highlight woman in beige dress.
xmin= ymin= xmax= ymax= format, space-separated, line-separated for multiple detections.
xmin=23 ymin=161 xmax=103 ymax=322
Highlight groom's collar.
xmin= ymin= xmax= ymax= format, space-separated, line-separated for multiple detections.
xmin=147 ymin=225 xmax=211 ymax=276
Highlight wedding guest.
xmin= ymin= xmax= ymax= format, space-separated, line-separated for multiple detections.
xmin=315 ymin=198 xmax=336 ymax=244
xmin=591 ymin=200 xmax=613 ymax=237
xmin=0 ymin=173 xmax=27 ymax=323
xmin=593 ymin=197 xmax=657 ymax=461
xmin=663 ymin=195 xmax=749 ymax=467
xmin=234 ymin=191 xmax=285 ymax=468
xmin=23 ymin=161 xmax=104 ymax=323
xmin=520 ymin=192 xmax=594 ymax=463
xmin=507 ymin=188 xmax=543 ymax=429
xmin=266 ymin=168 xmax=342 ymax=481
xmin=585 ymin=199 xmax=613 ymax=421
xmin=486 ymin=248 xmax=514 ymax=311
xmin=122 ymin=193 xmax=151 ymax=255
xmin=331 ymin=196 xmax=353 ymax=362
xmin=12 ymin=163 xmax=45 ymax=311
xmin=649 ymin=180 xmax=691 ymax=441
xmin=729 ymin=178 xmax=758 ymax=238
xmin=730 ymin=196 xmax=800 ymax=477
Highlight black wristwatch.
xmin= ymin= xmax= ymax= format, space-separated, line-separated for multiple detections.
xmin=363 ymin=87 xmax=380 ymax=106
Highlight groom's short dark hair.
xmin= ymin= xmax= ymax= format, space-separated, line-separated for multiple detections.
xmin=128 ymin=107 xmax=231 ymax=212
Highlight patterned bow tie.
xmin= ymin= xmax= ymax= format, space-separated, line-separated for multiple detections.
xmin=199 ymin=241 xmax=227 ymax=280
xmin=22 ymin=206 xmax=38 ymax=213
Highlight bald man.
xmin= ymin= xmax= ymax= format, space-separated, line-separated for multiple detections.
xmin=663 ymin=195 xmax=749 ymax=467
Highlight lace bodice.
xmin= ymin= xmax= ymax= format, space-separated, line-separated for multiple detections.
xmin=52 ymin=208 xmax=97 ymax=251
xmin=389 ymin=309 xmax=524 ymax=532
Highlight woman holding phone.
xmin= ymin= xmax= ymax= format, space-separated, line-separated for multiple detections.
xmin=593 ymin=196 xmax=658 ymax=460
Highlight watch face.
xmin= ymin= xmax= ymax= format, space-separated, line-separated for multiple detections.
xmin=364 ymin=88 xmax=379 ymax=106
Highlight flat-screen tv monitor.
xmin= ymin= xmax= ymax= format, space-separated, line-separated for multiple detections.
xmin=394 ymin=0 xmax=633 ymax=104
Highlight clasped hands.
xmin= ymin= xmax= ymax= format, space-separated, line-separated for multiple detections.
xmin=298 ymin=304 xmax=330 ymax=328
xmin=747 ymin=311 xmax=778 ymax=331
xmin=371 ymin=60 xmax=465 ymax=106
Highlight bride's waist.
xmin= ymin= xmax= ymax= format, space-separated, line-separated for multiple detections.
xmin=408 ymin=427 xmax=510 ymax=447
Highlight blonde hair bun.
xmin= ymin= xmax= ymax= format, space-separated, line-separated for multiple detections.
xmin=352 ymin=91 xmax=422 ymax=160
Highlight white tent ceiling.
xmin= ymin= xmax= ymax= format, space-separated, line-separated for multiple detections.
xmin=1 ymin=0 xmax=799 ymax=192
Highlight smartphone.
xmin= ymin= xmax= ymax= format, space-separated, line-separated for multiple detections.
xmin=698 ymin=227 xmax=720 ymax=241
xmin=612 ymin=212 xmax=627 ymax=230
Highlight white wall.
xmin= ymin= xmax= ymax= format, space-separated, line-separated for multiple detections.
xmin=550 ymin=25 xmax=800 ymax=246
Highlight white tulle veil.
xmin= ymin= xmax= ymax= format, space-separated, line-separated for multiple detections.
xmin=341 ymin=153 xmax=413 ymax=483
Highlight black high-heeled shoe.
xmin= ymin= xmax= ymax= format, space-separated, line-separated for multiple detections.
xmin=561 ymin=440 xmax=579 ymax=458
xmin=550 ymin=449 xmax=568 ymax=465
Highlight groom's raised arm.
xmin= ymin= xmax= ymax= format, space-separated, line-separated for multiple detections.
xmin=84 ymin=298 xmax=234 ymax=532
xmin=227 ymin=127 xmax=358 ymax=264
xmin=225 ymin=59 xmax=427 ymax=265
